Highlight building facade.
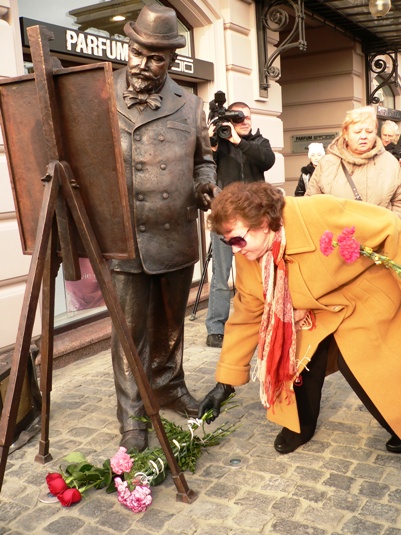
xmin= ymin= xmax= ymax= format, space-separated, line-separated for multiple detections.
xmin=1 ymin=0 xmax=400 ymax=357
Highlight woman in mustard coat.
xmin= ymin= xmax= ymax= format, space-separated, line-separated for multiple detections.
xmin=199 ymin=181 xmax=401 ymax=455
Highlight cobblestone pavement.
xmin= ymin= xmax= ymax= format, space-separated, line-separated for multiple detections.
xmin=2 ymin=308 xmax=401 ymax=535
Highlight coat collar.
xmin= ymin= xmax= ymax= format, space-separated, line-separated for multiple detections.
xmin=114 ymin=69 xmax=186 ymax=129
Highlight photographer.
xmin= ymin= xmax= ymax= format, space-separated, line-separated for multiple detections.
xmin=206 ymin=99 xmax=275 ymax=348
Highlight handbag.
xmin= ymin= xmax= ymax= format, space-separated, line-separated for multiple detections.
xmin=340 ymin=160 xmax=362 ymax=201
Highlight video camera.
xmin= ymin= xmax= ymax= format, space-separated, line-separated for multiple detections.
xmin=208 ymin=91 xmax=245 ymax=143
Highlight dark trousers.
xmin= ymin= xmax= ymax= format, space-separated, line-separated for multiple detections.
xmin=111 ymin=266 xmax=194 ymax=433
xmin=294 ymin=334 xmax=393 ymax=440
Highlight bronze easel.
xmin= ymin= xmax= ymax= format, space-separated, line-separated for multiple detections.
xmin=0 ymin=25 xmax=196 ymax=503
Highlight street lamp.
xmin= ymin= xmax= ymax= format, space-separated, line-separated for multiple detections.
xmin=368 ymin=0 xmax=392 ymax=17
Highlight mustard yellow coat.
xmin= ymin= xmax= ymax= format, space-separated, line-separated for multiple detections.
xmin=215 ymin=194 xmax=401 ymax=438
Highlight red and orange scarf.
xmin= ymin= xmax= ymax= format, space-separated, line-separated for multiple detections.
xmin=256 ymin=226 xmax=297 ymax=408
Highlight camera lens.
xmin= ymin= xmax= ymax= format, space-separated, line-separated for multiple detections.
xmin=217 ymin=125 xmax=231 ymax=139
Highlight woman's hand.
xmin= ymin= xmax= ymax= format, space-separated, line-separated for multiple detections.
xmin=294 ymin=309 xmax=308 ymax=331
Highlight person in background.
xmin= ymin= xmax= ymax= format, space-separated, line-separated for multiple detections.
xmin=305 ymin=106 xmax=401 ymax=217
xmin=111 ymin=3 xmax=218 ymax=452
xmin=380 ymin=120 xmax=399 ymax=147
xmin=294 ymin=142 xmax=325 ymax=196
xmin=198 ymin=181 xmax=401 ymax=455
xmin=205 ymin=102 xmax=275 ymax=348
xmin=380 ymin=120 xmax=401 ymax=163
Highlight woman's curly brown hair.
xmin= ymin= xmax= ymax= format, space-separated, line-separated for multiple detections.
xmin=208 ymin=181 xmax=285 ymax=235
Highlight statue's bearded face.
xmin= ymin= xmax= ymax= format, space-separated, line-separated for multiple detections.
xmin=127 ymin=41 xmax=175 ymax=94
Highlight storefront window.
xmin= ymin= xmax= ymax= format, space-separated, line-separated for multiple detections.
xmin=18 ymin=0 xmax=191 ymax=57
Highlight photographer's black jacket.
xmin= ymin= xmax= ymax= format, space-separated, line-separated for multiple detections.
xmin=213 ymin=129 xmax=275 ymax=189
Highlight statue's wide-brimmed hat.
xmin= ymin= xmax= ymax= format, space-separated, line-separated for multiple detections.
xmin=124 ymin=3 xmax=186 ymax=50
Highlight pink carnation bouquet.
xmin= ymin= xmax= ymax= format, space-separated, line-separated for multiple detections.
xmin=320 ymin=226 xmax=401 ymax=277
xmin=44 ymin=397 xmax=237 ymax=513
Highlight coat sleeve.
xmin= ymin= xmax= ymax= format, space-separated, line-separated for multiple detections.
xmin=237 ymin=136 xmax=276 ymax=172
xmin=294 ymin=174 xmax=306 ymax=196
xmin=193 ymin=101 xmax=217 ymax=187
xmin=304 ymin=160 xmax=324 ymax=196
xmin=215 ymin=257 xmax=264 ymax=386
xmin=389 ymin=166 xmax=401 ymax=219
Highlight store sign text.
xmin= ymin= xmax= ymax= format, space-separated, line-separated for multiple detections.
xmin=171 ymin=56 xmax=194 ymax=75
xmin=65 ymin=30 xmax=128 ymax=62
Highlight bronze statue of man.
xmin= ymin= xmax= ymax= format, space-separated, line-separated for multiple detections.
xmin=111 ymin=3 xmax=218 ymax=451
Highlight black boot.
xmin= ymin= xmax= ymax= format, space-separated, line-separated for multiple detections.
xmin=274 ymin=427 xmax=313 ymax=454
xmin=386 ymin=434 xmax=401 ymax=453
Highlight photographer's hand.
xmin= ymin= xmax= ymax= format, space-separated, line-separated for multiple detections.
xmin=224 ymin=122 xmax=242 ymax=145
xmin=208 ymin=122 xmax=218 ymax=151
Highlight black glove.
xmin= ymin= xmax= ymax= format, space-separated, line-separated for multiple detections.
xmin=195 ymin=182 xmax=221 ymax=211
xmin=198 ymin=382 xmax=235 ymax=423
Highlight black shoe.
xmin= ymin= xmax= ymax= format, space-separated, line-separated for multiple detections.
xmin=206 ymin=334 xmax=224 ymax=348
xmin=274 ymin=428 xmax=311 ymax=454
xmin=160 ymin=392 xmax=199 ymax=418
xmin=120 ymin=429 xmax=148 ymax=452
xmin=386 ymin=434 xmax=401 ymax=453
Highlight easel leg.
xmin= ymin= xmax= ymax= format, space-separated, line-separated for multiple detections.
xmin=35 ymin=222 xmax=59 ymax=464
xmin=0 ymin=171 xmax=59 ymax=491
xmin=59 ymin=161 xmax=197 ymax=503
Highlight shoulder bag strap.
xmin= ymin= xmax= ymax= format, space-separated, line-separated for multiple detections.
xmin=340 ymin=160 xmax=363 ymax=201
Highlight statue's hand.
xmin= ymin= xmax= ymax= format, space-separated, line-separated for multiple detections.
xmin=196 ymin=183 xmax=221 ymax=210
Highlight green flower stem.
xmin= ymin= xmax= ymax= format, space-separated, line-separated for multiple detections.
xmin=360 ymin=247 xmax=401 ymax=277
xmin=57 ymin=395 xmax=238 ymax=493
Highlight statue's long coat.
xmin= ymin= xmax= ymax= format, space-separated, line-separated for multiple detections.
xmin=112 ymin=68 xmax=216 ymax=274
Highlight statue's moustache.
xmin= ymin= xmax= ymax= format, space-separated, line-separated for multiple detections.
xmin=128 ymin=69 xmax=158 ymax=81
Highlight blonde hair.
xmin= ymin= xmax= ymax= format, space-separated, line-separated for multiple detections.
xmin=341 ymin=106 xmax=378 ymax=137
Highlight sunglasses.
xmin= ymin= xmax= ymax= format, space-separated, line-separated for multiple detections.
xmin=220 ymin=228 xmax=250 ymax=248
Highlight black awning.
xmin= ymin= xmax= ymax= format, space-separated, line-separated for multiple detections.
xmin=304 ymin=0 xmax=401 ymax=51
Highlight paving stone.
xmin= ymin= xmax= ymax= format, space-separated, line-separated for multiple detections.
xmin=232 ymin=509 xmax=273 ymax=531
xmin=269 ymin=519 xmax=328 ymax=535
xmin=359 ymin=500 xmax=401 ymax=524
xmin=260 ymin=475 xmax=296 ymax=494
xmin=323 ymin=490 xmax=363 ymax=513
xmin=358 ymin=480 xmax=390 ymax=499
xmin=95 ymin=509 xmax=135 ymax=532
xmin=269 ymin=496 xmax=302 ymax=517
xmin=341 ymin=516 xmax=383 ymax=535
xmin=204 ymin=481 xmax=241 ymax=500
xmin=320 ymin=457 xmax=353 ymax=474
xmin=292 ymin=465 xmax=325 ymax=483
xmin=388 ymin=488 xmax=401 ymax=505
xmin=303 ymin=504 xmax=344 ymax=529
xmin=322 ymin=473 xmax=354 ymax=491
xmin=350 ymin=463 xmax=385 ymax=481
xmin=0 ymin=502 xmax=33 ymax=528
xmin=8 ymin=506 xmax=60 ymax=533
xmin=329 ymin=445 xmax=373 ymax=462
xmin=383 ymin=529 xmax=401 ymax=535
xmin=43 ymin=516 xmax=85 ymax=534
xmin=295 ymin=484 xmax=327 ymax=503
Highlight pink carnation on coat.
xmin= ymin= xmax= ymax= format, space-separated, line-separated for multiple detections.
xmin=319 ymin=231 xmax=335 ymax=256
xmin=336 ymin=227 xmax=361 ymax=263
